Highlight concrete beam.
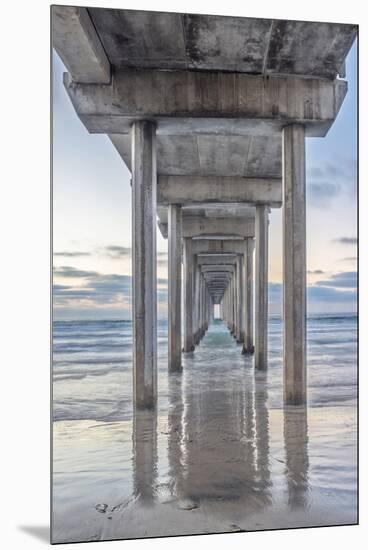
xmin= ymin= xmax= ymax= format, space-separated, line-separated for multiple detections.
xmin=183 ymin=217 xmax=254 ymax=238
xmin=158 ymin=217 xmax=254 ymax=239
xmin=64 ymin=70 xmax=347 ymax=137
xmin=52 ymin=6 xmax=111 ymax=84
xmin=200 ymin=266 xmax=235 ymax=273
xmin=192 ymin=240 xmax=246 ymax=256
xmin=197 ymin=255 xmax=237 ymax=266
xmin=157 ymin=176 xmax=282 ymax=206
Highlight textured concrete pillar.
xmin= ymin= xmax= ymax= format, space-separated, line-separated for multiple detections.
xmin=194 ymin=263 xmax=201 ymax=345
xmin=282 ymin=124 xmax=307 ymax=405
xmin=236 ymin=255 xmax=244 ymax=343
xmin=243 ymin=238 xmax=255 ymax=354
xmin=131 ymin=121 xmax=157 ymax=409
xmin=183 ymin=237 xmax=194 ymax=352
xmin=255 ymin=205 xmax=269 ymax=370
xmin=232 ymin=275 xmax=236 ymax=336
xmin=200 ymin=275 xmax=205 ymax=338
xmin=168 ymin=204 xmax=182 ymax=371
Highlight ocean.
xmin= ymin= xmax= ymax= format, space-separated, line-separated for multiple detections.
xmin=52 ymin=314 xmax=358 ymax=543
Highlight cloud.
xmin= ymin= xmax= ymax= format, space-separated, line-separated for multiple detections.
xmin=53 ymin=266 xmax=167 ymax=311
xmin=315 ymin=271 xmax=357 ymax=289
xmin=308 ymin=286 xmax=356 ymax=303
xmin=307 ymin=269 xmax=325 ymax=274
xmin=333 ymin=237 xmax=357 ymax=245
xmin=157 ymin=251 xmax=168 ymax=267
xmin=268 ymin=278 xmax=356 ymax=308
xmin=54 ymin=251 xmax=91 ymax=257
xmin=53 ymin=265 xmax=99 ymax=278
xmin=339 ymin=256 xmax=357 ymax=262
xmin=307 ymin=182 xmax=341 ymax=207
xmin=306 ymin=158 xmax=357 ymax=207
xmin=100 ymin=245 xmax=131 ymax=259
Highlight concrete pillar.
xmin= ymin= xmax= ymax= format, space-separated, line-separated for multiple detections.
xmin=236 ymin=255 xmax=244 ymax=343
xmin=232 ymin=275 xmax=236 ymax=336
xmin=168 ymin=204 xmax=182 ymax=371
xmin=183 ymin=237 xmax=194 ymax=352
xmin=200 ymin=275 xmax=205 ymax=338
xmin=131 ymin=120 xmax=157 ymax=409
xmin=243 ymin=238 xmax=255 ymax=354
xmin=282 ymin=124 xmax=307 ymax=405
xmin=255 ymin=205 xmax=269 ymax=370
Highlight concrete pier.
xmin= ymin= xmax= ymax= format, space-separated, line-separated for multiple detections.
xmin=52 ymin=6 xmax=355 ymax=409
xmin=283 ymin=125 xmax=307 ymax=405
xmin=168 ymin=204 xmax=182 ymax=371
xmin=131 ymin=120 xmax=157 ymax=409
xmin=255 ymin=206 xmax=269 ymax=370
xmin=183 ymin=237 xmax=194 ymax=352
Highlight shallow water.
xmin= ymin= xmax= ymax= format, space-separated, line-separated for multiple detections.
xmin=52 ymin=316 xmax=357 ymax=543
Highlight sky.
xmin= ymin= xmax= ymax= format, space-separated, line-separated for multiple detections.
xmin=52 ymin=40 xmax=357 ymax=320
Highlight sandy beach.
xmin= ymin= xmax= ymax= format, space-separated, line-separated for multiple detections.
xmin=52 ymin=318 xmax=357 ymax=543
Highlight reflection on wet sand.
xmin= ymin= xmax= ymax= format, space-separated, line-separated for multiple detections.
xmin=164 ymin=354 xmax=274 ymax=517
xmin=129 ymin=323 xmax=321 ymax=539
xmin=131 ymin=347 xmax=313 ymax=531
xmin=133 ymin=410 xmax=158 ymax=505
xmin=284 ymin=406 xmax=310 ymax=510
xmin=131 ymin=354 xmax=312 ymax=528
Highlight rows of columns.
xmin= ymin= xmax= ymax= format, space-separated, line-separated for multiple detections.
xmin=131 ymin=119 xmax=307 ymax=411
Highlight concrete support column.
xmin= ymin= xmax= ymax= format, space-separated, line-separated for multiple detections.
xmin=234 ymin=264 xmax=238 ymax=338
xmin=232 ymin=275 xmax=236 ymax=336
xmin=255 ymin=205 xmax=269 ymax=370
xmin=236 ymin=255 xmax=244 ymax=343
xmin=200 ymin=275 xmax=205 ymax=338
xmin=196 ymin=264 xmax=201 ymax=344
xmin=282 ymin=124 xmax=307 ymax=405
xmin=183 ymin=237 xmax=194 ymax=352
xmin=243 ymin=238 xmax=255 ymax=355
xmin=168 ymin=204 xmax=182 ymax=371
xmin=192 ymin=256 xmax=197 ymax=344
xmin=131 ymin=120 xmax=157 ymax=409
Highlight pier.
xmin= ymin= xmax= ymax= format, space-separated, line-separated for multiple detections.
xmin=52 ymin=6 xmax=356 ymax=410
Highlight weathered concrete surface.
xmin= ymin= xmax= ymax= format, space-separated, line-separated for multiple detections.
xmin=87 ymin=9 xmax=356 ymax=78
xmin=52 ymin=6 xmax=110 ymax=84
xmin=160 ymin=203 xmax=255 ymax=215
xmin=168 ymin=205 xmax=182 ymax=372
xmin=192 ymin=240 xmax=246 ymax=256
xmin=109 ymin=134 xmax=282 ymax=177
xmin=65 ymin=71 xmax=347 ymax=137
xmin=183 ymin=238 xmax=194 ymax=352
xmin=283 ymin=125 xmax=307 ymax=405
xmin=201 ymin=266 xmax=234 ymax=274
xmin=254 ymin=206 xmax=269 ymax=370
xmin=131 ymin=121 xmax=157 ymax=409
xmin=157 ymin=176 xmax=282 ymax=206
xmin=168 ymin=217 xmax=255 ymax=239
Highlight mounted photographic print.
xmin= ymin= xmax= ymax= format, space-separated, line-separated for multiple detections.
xmin=51 ymin=4 xmax=358 ymax=544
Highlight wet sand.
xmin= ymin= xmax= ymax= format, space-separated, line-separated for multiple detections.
xmin=52 ymin=321 xmax=357 ymax=543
